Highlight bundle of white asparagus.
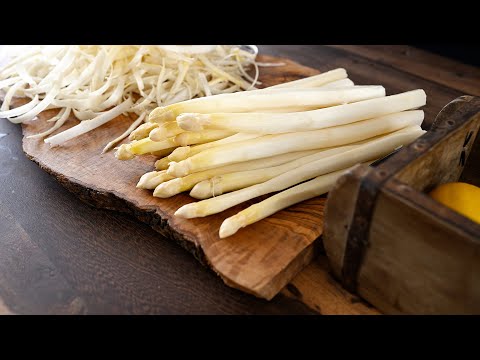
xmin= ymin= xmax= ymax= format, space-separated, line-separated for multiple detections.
xmin=116 ymin=68 xmax=427 ymax=238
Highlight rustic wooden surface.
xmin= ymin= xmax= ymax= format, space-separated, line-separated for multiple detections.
xmin=1 ymin=45 xmax=478 ymax=314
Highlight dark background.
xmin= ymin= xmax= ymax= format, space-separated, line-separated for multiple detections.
xmin=414 ymin=45 xmax=480 ymax=67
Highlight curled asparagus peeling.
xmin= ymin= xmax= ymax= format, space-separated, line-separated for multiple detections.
xmin=177 ymin=89 xmax=425 ymax=134
xmin=167 ymin=110 xmax=424 ymax=178
xmin=1 ymin=45 xmax=260 ymax=148
xmin=45 ymin=98 xmax=133 ymax=146
xmin=152 ymin=150 xmax=320 ymax=198
xmin=174 ymin=125 xmax=425 ymax=218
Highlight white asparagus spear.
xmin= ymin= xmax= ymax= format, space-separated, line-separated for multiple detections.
xmin=130 ymin=73 xmax=352 ymax=142
xmin=177 ymin=86 xmax=387 ymax=132
xmin=130 ymin=75 xmax=353 ymax=143
xmin=115 ymin=143 xmax=136 ymax=160
xmin=168 ymin=110 xmax=424 ymax=178
xmin=149 ymin=121 xmax=184 ymax=141
xmin=150 ymin=147 xmax=176 ymax=157
xmin=116 ymin=142 xmax=177 ymax=159
xmin=136 ymin=170 xmax=175 ymax=189
xmin=219 ymin=167 xmax=354 ymax=238
xmin=124 ymin=129 xmax=234 ymax=156
xmin=149 ymin=69 xmax=348 ymax=123
xmin=154 ymin=156 xmax=171 ymax=171
xmin=266 ymin=68 xmax=347 ymax=89
xmin=319 ymin=78 xmax=354 ymax=89
xmin=153 ymin=150 xmax=321 ymax=198
xmin=189 ymin=144 xmax=359 ymax=199
xmin=167 ymin=133 xmax=262 ymax=163
xmin=129 ymin=122 xmax=158 ymax=141
xmin=174 ymin=125 xmax=425 ymax=218
xmin=174 ymin=130 xmax=235 ymax=147
xmin=153 ymin=133 xmax=262 ymax=170
xmin=149 ymin=83 xmax=361 ymax=124
xmin=177 ymin=89 xmax=426 ymax=133
xmin=128 ymin=137 xmax=177 ymax=155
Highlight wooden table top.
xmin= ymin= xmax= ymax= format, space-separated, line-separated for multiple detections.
xmin=1 ymin=45 xmax=479 ymax=315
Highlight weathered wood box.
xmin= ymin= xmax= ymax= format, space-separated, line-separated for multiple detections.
xmin=324 ymin=95 xmax=480 ymax=314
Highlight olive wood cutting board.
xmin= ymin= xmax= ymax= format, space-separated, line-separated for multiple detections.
xmin=20 ymin=55 xmax=338 ymax=300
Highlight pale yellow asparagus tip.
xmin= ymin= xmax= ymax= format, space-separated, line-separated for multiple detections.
xmin=219 ymin=213 xmax=248 ymax=238
xmin=153 ymin=179 xmax=183 ymax=198
xmin=167 ymin=160 xmax=191 ymax=178
xmin=129 ymin=122 xmax=158 ymax=141
xmin=129 ymin=137 xmax=177 ymax=155
xmin=176 ymin=113 xmax=210 ymax=132
xmin=168 ymin=146 xmax=191 ymax=162
xmin=149 ymin=121 xmax=184 ymax=141
xmin=190 ymin=178 xmax=221 ymax=199
xmin=115 ymin=144 xmax=135 ymax=160
xmin=174 ymin=203 xmax=203 ymax=218
xmin=137 ymin=171 xmax=162 ymax=189
xmin=155 ymin=157 xmax=171 ymax=170
xmin=149 ymin=127 xmax=166 ymax=142
xmin=148 ymin=108 xmax=176 ymax=123
xmin=137 ymin=171 xmax=175 ymax=190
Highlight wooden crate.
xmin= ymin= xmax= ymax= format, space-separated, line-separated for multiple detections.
xmin=323 ymin=95 xmax=480 ymax=314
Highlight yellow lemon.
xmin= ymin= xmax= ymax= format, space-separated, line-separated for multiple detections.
xmin=429 ymin=182 xmax=480 ymax=224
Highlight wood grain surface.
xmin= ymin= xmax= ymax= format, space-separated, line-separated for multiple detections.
xmin=1 ymin=45 xmax=476 ymax=314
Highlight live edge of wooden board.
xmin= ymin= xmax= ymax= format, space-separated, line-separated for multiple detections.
xmin=19 ymin=55 xmax=370 ymax=308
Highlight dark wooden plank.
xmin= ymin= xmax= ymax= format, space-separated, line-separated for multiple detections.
xmin=328 ymin=45 xmax=480 ymax=97
xmin=259 ymin=45 xmax=464 ymax=130
xmin=0 ymin=202 xmax=86 ymax=314
xmin=0 ymin=118 xmax=316 ymax=314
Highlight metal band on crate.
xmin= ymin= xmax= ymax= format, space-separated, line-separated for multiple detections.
xmin=340 ymin=167 xmax=391 ymax=293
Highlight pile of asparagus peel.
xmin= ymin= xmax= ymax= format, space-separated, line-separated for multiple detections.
xmin=115 ymin=68 xmax=427 ymax=238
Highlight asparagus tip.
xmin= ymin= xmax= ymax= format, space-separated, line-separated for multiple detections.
xmin=153 ymin=180 xmax=182 ymax=198
xmin=176 ymin=113 xmax=209 ymax=131
xmin=136 ymin=171 xmax=159 ymax=189
xmin=190 ymin=178 xmax=222 ymax=199
xmin=219 ymin=217 xmax=240 ymax=238
xmin=115 ymin=144 xmax=135 ymax=160
xmin=167 ymin=160 xmax=190 ymax=177
xmin=168 ymin=146 xmax=191 ymax=162
xmin=174 ymin=203 xmax=197 ymax=218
